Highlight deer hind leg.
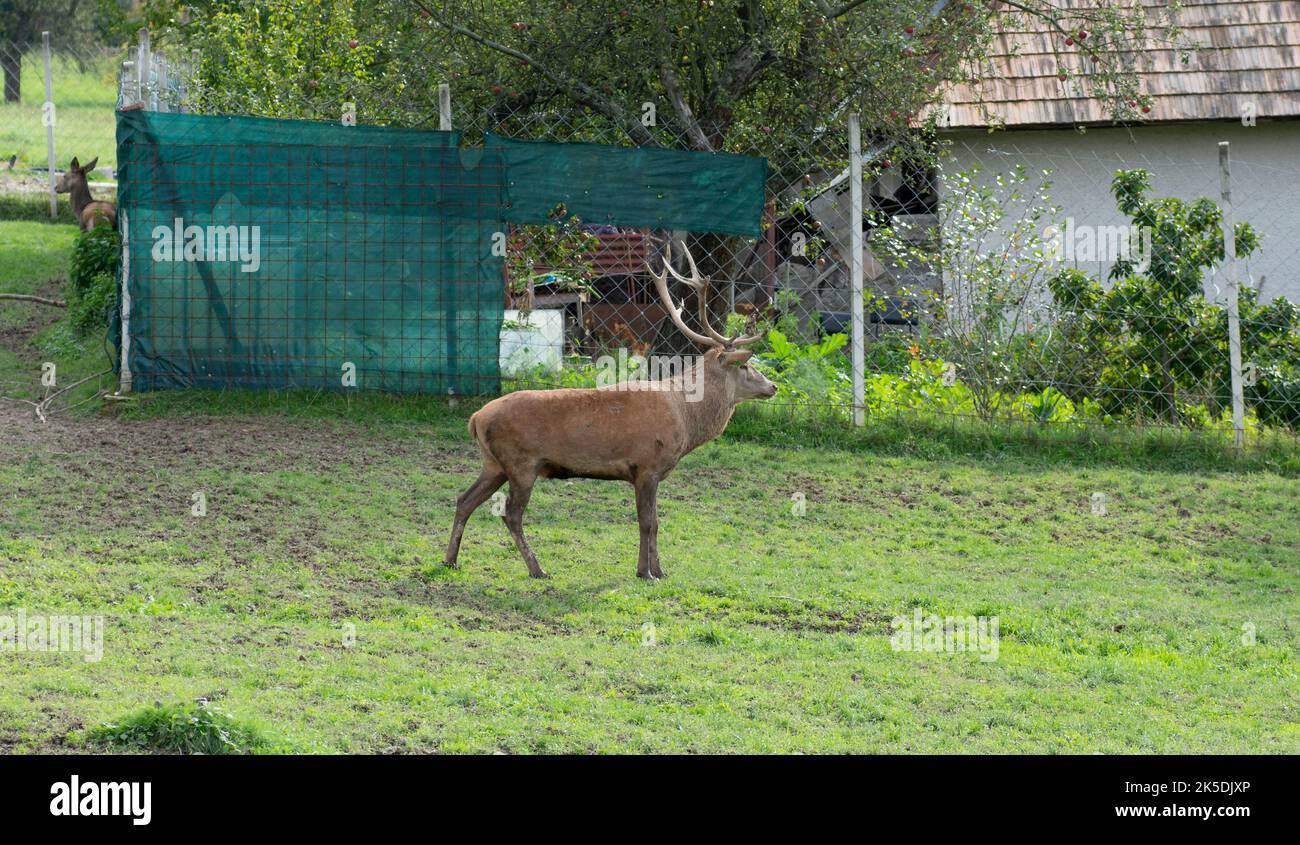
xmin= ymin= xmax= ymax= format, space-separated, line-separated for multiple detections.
xmin=503 ymin=471 xmax=547 ymax=579
xmin=633 ymin=473 xmax=662 ymax=579
xmin=445 ymin=467 xmax=507 ymax=568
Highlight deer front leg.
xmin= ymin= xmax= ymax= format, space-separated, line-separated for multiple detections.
xmin=634 ymin=474 xmax=662 ymax=579
xmin=503 ymin=472 xmax=548 ymax=579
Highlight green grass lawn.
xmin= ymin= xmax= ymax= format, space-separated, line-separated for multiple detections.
xmin=1 ymin=401 xmax=1296 ymax=753
xmin=0 ymin=51 xmax=119 ymax=173
xmin=0 ymin=219 xmax=107 ymax=401
xmin=1 ymin=219 xmax=1297 ymax=753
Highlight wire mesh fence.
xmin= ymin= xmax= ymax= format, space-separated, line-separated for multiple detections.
xmin=893 ymin=135 xmax=1300 ymax=440
xmin=0 ymin=36 xmax=120 ymax=210
xmin=8 ymin=29 xmax=1297 ymax=444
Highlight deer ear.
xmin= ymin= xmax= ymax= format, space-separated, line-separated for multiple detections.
xmin=720 ymin=349 xmax=753 ymax=366
xmin=82 ymin=157 xmax=98 ymax=173
xmin=69 ymin=157 xmax=80 ymax=170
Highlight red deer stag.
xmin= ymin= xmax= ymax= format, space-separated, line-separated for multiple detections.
xmin=446 ymin=240 xmax=777 ymax=579
xmin=55 ymin=157 xmax=116 ymax=232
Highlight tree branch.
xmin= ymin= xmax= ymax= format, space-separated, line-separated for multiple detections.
xmin=658 ymin=62 xmax=712 ymax=150
xmin=0 ymin=293 xmax=66 ymax=307
xmin=699 ymin=2 xmax=777 ymax=142
xmin=412 ymin=0 xmax=659 ymax=146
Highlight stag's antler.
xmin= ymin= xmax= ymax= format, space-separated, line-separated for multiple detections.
xmin=648 ymin=241 xmax=716 ymax=348
xmin=647 ymin=240 xmax=764 ymax=349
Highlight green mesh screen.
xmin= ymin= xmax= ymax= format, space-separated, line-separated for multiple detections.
xmin=488 ymin=132 xmax=767 ymax=238
xmin=115 ymin=111 xmax=766 ymax=394
xmin=117 ymin=109 xmax=505 ymax=394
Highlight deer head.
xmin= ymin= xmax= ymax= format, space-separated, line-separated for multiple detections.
xmin=54 ymin=156 xmax=97 ymax=194
xmin=647 ymin=240 xmax=776 ymax=401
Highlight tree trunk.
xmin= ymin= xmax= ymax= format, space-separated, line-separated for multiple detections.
xmin=2 ymin=52 xmax=20 ymax=103
xmin=693 ymin=231 xmax=739 ymax=336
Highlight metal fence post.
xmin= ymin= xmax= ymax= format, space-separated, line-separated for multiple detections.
xmin=848 ymin=113 xmax=865 ymax=426
xmin=42 ymin=32 xmax=57 ymax=219
xmin=1219 ymin=141 xmax=1245 ymax=450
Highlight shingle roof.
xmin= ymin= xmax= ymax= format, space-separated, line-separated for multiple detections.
xmin=940 ymin=0 xmax=1300 ymax=128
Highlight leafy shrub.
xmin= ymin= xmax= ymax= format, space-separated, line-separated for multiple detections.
xmin=69 ymin=271 xmax=116 ymax=335
xmin=754 ymin=329 xmax=852 ymax=404
xmin=505 ymin=208 xmax=601 ymax=306
xmin=1042 ymin=168 xmax=1300 ymax=429
xmin=1251 ymin=365 xmax=1300 ymax=429
xmin=874 ymin=165 xmax=1061 ymax=421
xmin=66 ymin=225 xmax=121 ymax=336
xmin=87 ymin=700 xmax=268 ymax=754
xmin=69 ymin=223 xmax=120 ymax=296
xmin=864 ymin=357 xmax=972 ymax=418
xmin=1007 ymin=386 xmax=1076 ymax=425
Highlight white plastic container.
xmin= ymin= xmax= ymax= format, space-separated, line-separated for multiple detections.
xmin=500 ymin=308 xmax=564 ymax=376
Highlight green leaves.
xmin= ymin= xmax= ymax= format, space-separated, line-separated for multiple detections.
xmin=88 ymin=700 xmax=269 ymax=754
xmin=755 ymin=329 xmax=852 ymax=405
xmin=1054 ymin=168 xmax=1297 ymax=427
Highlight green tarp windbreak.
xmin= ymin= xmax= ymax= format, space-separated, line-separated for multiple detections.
xmin=116 ymin=109 xmax=505 ymax=394
xmin=488 ymin=132 xmax=767 ymax=238
xmin=115 ymin=110 xmax=767 ymax=395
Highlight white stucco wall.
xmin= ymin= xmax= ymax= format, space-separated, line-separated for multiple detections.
xmin=942 ymin=121 xmax=1300 ymax=304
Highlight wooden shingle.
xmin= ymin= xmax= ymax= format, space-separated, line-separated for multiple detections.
xmin=940 ymin=0 xmax=1300 ymax=128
